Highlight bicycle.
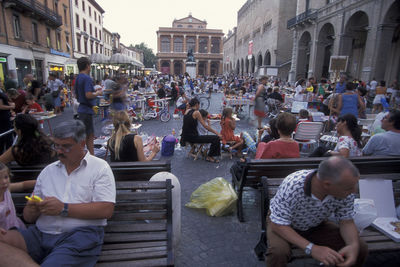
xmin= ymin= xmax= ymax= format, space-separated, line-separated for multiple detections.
xmin=192 ymin=91 xmax=210 ymax=110
xmin=143 ymin=99 xmax=171 ymax=122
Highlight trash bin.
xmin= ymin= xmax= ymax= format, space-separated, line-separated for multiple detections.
xmin=161 ymin=135 xmax=176 ymax=156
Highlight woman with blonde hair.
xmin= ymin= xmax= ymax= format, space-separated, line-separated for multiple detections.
xmin=107 ymin=111 xmax=160 ymax=162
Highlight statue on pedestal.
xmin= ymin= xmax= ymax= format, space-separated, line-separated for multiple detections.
xmin=187 ymin=49 xmax=195 ymax=62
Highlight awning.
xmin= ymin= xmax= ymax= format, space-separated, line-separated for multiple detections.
xmin=109 ymin=53 xmax=131 ymax=64
xmin=131 ymin=58 xmax=144 ymax=68
xmin=90 ymin=53 xmax=110 ymax=64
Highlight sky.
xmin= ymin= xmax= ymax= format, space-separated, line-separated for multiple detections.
xmin=96 ymin=0 xmax=246 ymax=52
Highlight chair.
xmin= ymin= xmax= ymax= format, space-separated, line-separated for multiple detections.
xmin=293 ymin=122 xmax=324 ymax=155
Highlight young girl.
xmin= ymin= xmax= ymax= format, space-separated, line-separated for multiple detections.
xmin=220 ymin=107 xmax=244 ymax=154
xmin=0 ymin=163 xmax=35 ymax=230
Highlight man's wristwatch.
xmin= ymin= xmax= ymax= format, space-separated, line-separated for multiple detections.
xmin=60 ymin=203 xmax=69 ymax=217
xmin=304 ymin=242 xmax=314 ymax=255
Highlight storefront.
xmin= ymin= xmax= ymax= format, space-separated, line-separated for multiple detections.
xmin=16 ymin=59 xmax=32 ymax=86
xmin=0 ymin=56 xmax=8 ymax=83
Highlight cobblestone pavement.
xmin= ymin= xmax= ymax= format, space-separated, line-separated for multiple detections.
xmin=42 ymin=93 xmax=392 ymax=267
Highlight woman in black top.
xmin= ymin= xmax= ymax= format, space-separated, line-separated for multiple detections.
xmin=180 ymin=98 xmax=222 ymax=163
xmin=108 ymin=111 xmax=160 ymax=162
xmin=0 ymin=91 xmax=14 ymax=153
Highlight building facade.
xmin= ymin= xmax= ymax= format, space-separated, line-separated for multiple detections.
xmin=0 ymin=0 xmax=73 ymax=85
xmin=103 ymin=27 xmax=112 ymax=57
xmin=70 ymin=0 xmax=104 ymax=72
xmin=156 ymin=14 xmax=224 ymax=76
xmin=287 ymin=0 xmax=400 ymax=84
xmin=223 ymin=0 xmax=297 ymax=80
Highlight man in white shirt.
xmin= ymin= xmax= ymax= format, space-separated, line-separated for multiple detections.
xmin=0 ymin=120 xmax=116 ymax=266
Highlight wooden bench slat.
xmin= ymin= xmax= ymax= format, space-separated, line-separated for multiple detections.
xmin=111 ymin=211 xmax=167 ymax=221
xmin=99 ymin=249 xmax=167 ymax=262
xmin=114 ymin=202 xmax=167 ymax=211
xmin=104 ymin=223 xmax=166 ymax=233
xmin=115 ymin=181 xmax=167 ymax=189
xmin=104 ymin=232 xmax=167 ymax=243
xmin=96 ymin=257 xmax=167 ymax=267
xmin=101 ymin=241 xmax=167 ymax=251
xmin=101 ymin=246 xmax=167 ymax=256
xmin=116 ymin=192 xmax=166 ymax=201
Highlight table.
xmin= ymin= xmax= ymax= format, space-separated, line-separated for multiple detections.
xmin=32 ymin=113 xmax=57 ymax=135
xmin=224 ymin=97 xmax=254 ymax=119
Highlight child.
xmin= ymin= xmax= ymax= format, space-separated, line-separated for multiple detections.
xmin=176 ymin=91 xmax=188 ymax=110
xmin=23 ymin=93 xmax=44 ymax=114
xmin=220 ymin=107 xmax=244 ymax=154
xmin=0 ymin=163 xmax=35 ymax=230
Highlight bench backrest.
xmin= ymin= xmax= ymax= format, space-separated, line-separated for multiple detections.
xmin=9 ymin=160 xmax=172 ymax=182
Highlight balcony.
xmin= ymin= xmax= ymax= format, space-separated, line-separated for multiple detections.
xmin=287 ymin=9 xmax=318 ymax=29
xmin=4 ymin=0 xmax=62 ymax=27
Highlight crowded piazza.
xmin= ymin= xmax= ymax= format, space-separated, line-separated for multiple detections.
xmin=0 ymin=0 xmax=400 ymax=266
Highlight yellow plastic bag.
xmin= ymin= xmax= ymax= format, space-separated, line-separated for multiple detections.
xmin=185 ymin=177 xmax=238 ymax=217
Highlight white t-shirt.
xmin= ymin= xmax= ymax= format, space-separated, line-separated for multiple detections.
xmin=176 ymin=96 xmax=185 ymax=107
xmin=294 ymin=85 xmax=304 ymax=101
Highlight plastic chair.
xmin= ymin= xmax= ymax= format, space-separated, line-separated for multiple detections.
xmin=293 ymin=122 xmax=324 ymax=155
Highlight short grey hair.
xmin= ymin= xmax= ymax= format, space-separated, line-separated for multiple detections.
xmin=317 ymin=156 xmax=359 ymax=183
xmin=53 ymin=120 xmax=86 ymax=143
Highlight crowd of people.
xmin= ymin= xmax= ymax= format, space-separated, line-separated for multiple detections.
xmin=0 ymin=54 xmax=400 ymax=266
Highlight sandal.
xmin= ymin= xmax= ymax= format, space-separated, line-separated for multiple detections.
xmin=205 ymin=157 xmax=220 ymax=163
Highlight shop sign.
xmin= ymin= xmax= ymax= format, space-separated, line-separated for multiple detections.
xmin=0 ymin=57 xmax=6 ymax=63
xmin=50 ymin=49 xmax=70 ymax=58
xmin=50 ymin=65 xmax=64 ymax=72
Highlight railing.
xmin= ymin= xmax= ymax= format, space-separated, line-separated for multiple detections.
xmin=287 ymin=9 xmax=318 ymax=29
xmin=6 ymin=0 xmax=62 ymax=27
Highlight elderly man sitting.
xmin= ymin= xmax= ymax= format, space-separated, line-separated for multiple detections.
xmin=0 ymin=120 xmax=116 ymax=267
xmin=267 ymin=156 xmax=368 ymax=267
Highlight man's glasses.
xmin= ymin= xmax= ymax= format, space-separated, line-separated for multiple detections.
xmin=52 ymin=143 xmax=73 ymax=153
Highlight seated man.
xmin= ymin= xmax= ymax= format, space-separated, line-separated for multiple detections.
xmin=267 ymin=156 xmax=367 ymax=267
xmin=0 ymin=120 xmax=116 ymax=267
xmin=363 ymin=109 xmax=400 ymax=156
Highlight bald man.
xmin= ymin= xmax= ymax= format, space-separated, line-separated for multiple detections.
xmin=267 ymin=156 xmax=367 ymax=267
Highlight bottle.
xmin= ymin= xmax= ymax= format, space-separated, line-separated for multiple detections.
xmin=172 ymin=128 xmax=176 ymax=136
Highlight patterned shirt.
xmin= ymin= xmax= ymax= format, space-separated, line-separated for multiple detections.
xmin=334 ymin=136 xmax=362 ymax=157
xmin=270 ymin=170 xmax=355 ymax=231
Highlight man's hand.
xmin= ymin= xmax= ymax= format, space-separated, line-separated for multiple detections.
xmin=0 ymin=228 xmax=6 ymax=235
xmin=37 ymin=197 xmax=63 ymax=216
xmin=311 ymin=245 xmax=344 ymax=266
xmin=337 ymin=244 xmax=358 ymax=267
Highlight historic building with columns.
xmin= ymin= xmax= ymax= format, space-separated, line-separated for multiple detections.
xmin=223 ymin=0 xmax=297 ymax=79
xmin=156 ymin=14 xmax=224 ymax=76
xmin=287 ymin=0 xmax=400 ymax=84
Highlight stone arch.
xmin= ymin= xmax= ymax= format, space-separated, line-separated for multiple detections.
xmin=257 ymin=53 xmax=263 ymax=67
xmin=236 ymin=59 xmax=240 ymax=74
xmin=210 ymin=61 xmax=219 ymax=76
xmin=315 ymin=23 xmax=335 ymax=79
xmin=341 ymin=11 xmax=369 ymax=80
xmin=264 ymin=50 xmax=271 ymax=65
xmin=296 ymin=31 xmax=312 ymax=79
xmin=245 ymin=58 xmax=249 ymax=74
xmin=251 ymin=55 xmax=256 ymax=73
xmin=173 ymin=61 xmax=183 ymax=75
xmin=241 ymin=58 xmax=244 ymax=75
xmin=160 ymin=61 xmax=170 ymax=74
xmin=375 ymin=0 xmax=400 ymax=83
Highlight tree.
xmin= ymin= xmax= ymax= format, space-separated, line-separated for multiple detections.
xmin=130 ymin=43 xmax=156 ymax=68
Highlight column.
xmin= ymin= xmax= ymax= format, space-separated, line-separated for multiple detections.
xmin=157 ymin=32 xmax=161 ymax=53
xmin=288 ymin=30 xmax=298 ymax=84
xmin=195 ymin=35 xmax=199 ymax=53
xmin=157 ymin=59 xmax=161 ymax=71
xmin=196 ymin=59 xmax=199 ymax=75
xmin=183 ymin=62 xmax=186 ymax=74
xmin=218 ymin=61 xmax=223 ymax=75
xmin=170 ymin=34 xmax=174 ymax=53
xmin=170 ymin=59 xmax=174 ymax=75
xmin=360 ymin=26 xmax=376 ymax=82
xmin=372 ymin=24 xmax=395 ymax=81
xmin=220 ymin=36 xmax=224 ymax=54
xmin=208 ymin=36 xmax=212 ymax=53
xmin=307 ymin=23 xmax=318 ymax=78
xmin=183 ymin=34 xmax=187 ymax=52
xmin=207 ymin=60 xmax=211 ymax=76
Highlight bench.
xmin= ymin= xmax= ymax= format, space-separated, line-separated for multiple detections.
xmin=9 ymin=160 xmax=172 ymax=182
xmin=255 ymin=174 xmax=400 ymax=263
xmin=231 ymin=156 xmax=400 ymax=222
xmin=12 ymin=179 xmax=174 ymax=266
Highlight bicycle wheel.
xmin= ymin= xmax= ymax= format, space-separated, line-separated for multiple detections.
xmin=160 ymin=111 xmax=171 ymax=122
xmin=199 ymin=97 xmax=210 ymax=110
